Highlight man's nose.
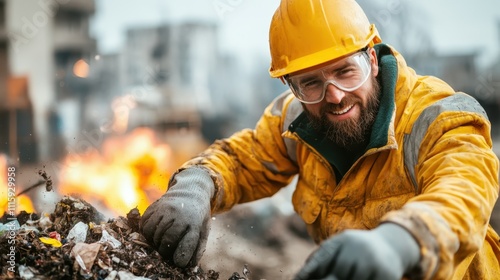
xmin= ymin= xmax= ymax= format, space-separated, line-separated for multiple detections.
xmin=324 ymin=82 xmax=345 ymax=104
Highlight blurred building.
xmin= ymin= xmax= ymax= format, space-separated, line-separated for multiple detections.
xmin=0 ymin=0 xmax=6 ymax=97
xmin=0 ymin=2 xmax=288 ymax=161
xmin=2 ymin=0 xmax=96 ymax=162
xmin=116 ymin=22 xmax=287 ymax=139
xmin=121 ymin=23 xmax=220 ymax=132
xmin=53 ymin=0 xmax=97 ymax=160
xmin=91 ymin=22 xmax=246 ymax=141
xmin=0 ymin=0 xmax=38 ymax=163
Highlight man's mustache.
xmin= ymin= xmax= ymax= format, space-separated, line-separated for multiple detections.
xmin=321 ymin=96 xmax=360 ymax=113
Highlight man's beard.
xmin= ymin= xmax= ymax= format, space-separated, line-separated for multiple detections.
xmin=304 ymin=76 xmax=381 ymax=150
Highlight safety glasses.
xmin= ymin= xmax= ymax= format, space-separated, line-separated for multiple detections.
xmin=285 ymin=50 xmax=372 ymax=104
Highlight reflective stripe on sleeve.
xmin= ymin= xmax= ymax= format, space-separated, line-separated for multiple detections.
xmin=403 ymin=92 xmax=488 ymax=191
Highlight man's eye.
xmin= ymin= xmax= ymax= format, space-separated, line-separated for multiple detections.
xmin=337 ymin=66 xmax=357 ymax=76
xmin=301 ymin=80 xmax=321 ymax=88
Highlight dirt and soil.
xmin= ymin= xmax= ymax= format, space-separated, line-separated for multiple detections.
xmin=0 ymin=191 xmax=316 ymax=280
xmin=0 ymin=196 xmax=225 ymax=279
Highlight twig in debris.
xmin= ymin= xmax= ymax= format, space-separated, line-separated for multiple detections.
xmin=16 ymin=170 xmax=54 ymax=196
xmin=17 ymin=180 xmax=46 ymax=196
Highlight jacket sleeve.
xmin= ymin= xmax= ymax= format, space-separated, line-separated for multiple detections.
xmin=382 ymin=93 xmax=500 ymax=279
xmin=179 ymin=92 xmax=300 ymax=213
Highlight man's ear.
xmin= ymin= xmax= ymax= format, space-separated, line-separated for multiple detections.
xmin=369 ymin=48 xmax=379 ymax=77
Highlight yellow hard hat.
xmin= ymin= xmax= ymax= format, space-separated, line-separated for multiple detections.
xmin=269 ymin=0 xmax=382 ymax=78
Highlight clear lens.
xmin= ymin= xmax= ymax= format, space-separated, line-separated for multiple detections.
xmin=286 ymin=51 xmax=371 ymax=104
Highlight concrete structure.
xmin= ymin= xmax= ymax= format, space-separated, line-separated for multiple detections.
xmin=124 ymin=23 xmax=217 ymax=108
xmin=0 ymin=0 xmax=38 ymax=163
xmin=118 ymin=22 xmax=287 ymax=137
xmin=120 ymin=22 xmax=221 ymax=132
xmin=4 ymin=0 xmax=96 ymax=161
xmin=0 ymin=0 xmax=7 ymax=102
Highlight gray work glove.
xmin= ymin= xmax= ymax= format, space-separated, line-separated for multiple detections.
xmin=140 ymin=167 xmax=215 ymax=267
xmin=294 ymin=223 xmax=421 ymax=280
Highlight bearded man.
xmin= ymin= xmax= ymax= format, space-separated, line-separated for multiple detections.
xmin=140 ymin=0 xmax=500 ymax=279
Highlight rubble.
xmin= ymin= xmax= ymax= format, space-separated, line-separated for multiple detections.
xmin=0 ymin=196 xmax=224 ymax=280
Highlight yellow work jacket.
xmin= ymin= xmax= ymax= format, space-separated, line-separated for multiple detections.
xmin=180 ymin=44 xmax=500 ymax=279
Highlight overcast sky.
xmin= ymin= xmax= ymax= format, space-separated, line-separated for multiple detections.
xmin=90 ymin=0 xmax=500 ymax=68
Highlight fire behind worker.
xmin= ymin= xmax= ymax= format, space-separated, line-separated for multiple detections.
xmin=140 ymin=0 xmax=500 ymax=279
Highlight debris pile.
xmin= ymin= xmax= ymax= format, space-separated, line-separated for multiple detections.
xmin=0 ymin=196 xmax=230 ymax=280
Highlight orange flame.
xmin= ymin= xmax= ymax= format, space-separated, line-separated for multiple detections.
xmin=15 ymin=195 xmax=35 ymax=214
xmin=58 ymin=128 xmax=173 ymax=217
xmin=0 ymin=154 xmax=36 ymax=216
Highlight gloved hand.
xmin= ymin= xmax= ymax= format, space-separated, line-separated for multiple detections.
xmin=294 ymin=223 xmax=421 ymax=280
xmin=140 ymin=167 xmax=215 ymax=267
